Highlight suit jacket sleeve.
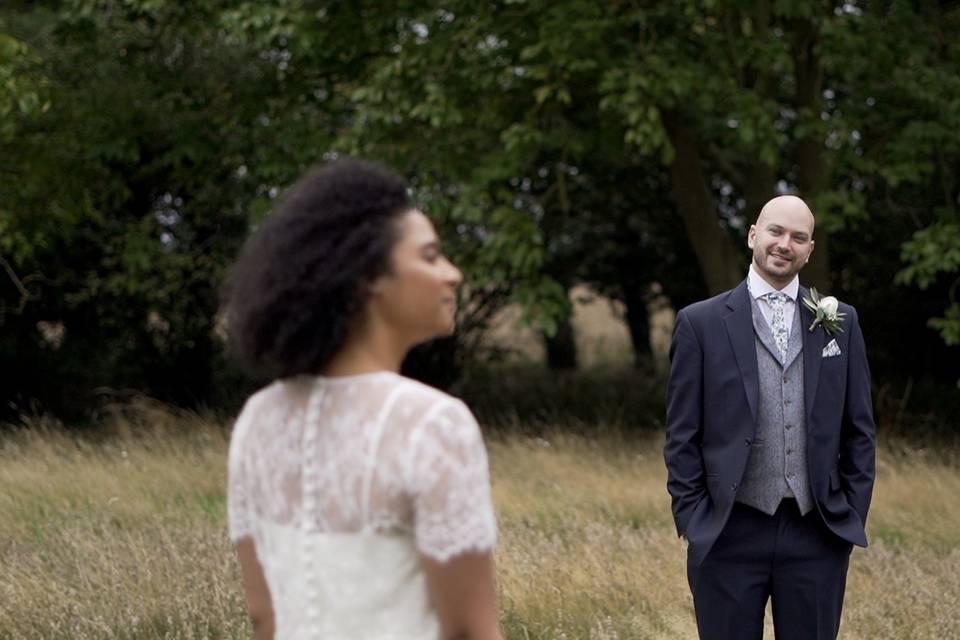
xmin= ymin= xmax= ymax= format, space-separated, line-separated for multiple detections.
xmin=664 ymin=309 xmax=707 ymax=537
xmin=840 ymin=306 xmax=876 ymax=525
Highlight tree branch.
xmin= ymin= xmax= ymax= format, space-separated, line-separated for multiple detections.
xmin=0 ymin=254 xmax=45 ymax=315
xmin=662 ymin=109 xmax=744 ymax=294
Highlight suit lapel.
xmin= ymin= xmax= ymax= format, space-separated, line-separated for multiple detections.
xmin=800 ymin=285 xmax=826 ymax=424
xmin=749 ymin=297 xmax=782 ymax=364
xmin=723 ymin=281 xmax=759 ymax=425
xmin=783 ymin=303 xmax=804 ymax=368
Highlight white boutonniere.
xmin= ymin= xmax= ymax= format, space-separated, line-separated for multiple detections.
xmin=801 ymin=287 xmax=846 ymax=335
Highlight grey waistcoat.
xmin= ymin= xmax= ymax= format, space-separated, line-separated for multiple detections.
xmin=735 ymin=296 xmax=813 ymax=516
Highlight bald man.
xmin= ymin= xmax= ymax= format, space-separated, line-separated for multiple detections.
xmin=664 ymin=196 xmax=876 ymax=640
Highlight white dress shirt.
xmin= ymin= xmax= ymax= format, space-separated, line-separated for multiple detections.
xmin=746 ymin=264 xmax=799 ymax=341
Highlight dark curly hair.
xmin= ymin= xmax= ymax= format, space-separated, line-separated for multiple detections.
xmin=222 ymin=158 xmax=414 ymax=378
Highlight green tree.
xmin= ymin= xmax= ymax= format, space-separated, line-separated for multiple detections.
xmin=0 ymin=1 xmax=282 ymax=416
xmin=875 ymin=3 xmax=960 ymax=351
xmin=3 ymin=0 xmax=957 ymax=421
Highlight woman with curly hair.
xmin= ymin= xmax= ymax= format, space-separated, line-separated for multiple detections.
xmin=223 ymin=159 xmax=501 ymax=640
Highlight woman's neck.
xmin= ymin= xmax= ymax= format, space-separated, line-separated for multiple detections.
xmin=321 ymin=324 xmax=409 ymax=377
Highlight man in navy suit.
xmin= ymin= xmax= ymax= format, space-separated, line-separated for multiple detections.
xmin=664 ymin=195 xmax=876 ymax=639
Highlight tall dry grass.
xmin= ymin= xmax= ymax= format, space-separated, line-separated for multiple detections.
xmin=1 ymin=411 xmax=958 ymax=639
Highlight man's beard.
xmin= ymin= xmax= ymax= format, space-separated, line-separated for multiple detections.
xmin=756 ymin=250 xmax=799 ymax=277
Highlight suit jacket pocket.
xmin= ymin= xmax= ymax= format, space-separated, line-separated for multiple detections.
xmin=685 ymin=487 xmax=716 ymax=545
xmin=830 ymin=468 xmax=842 ymax=492
xmin=822 ymin=468 xmax=853 ymax=520
xmin=705 ymin=473 xmax=719 ymax=492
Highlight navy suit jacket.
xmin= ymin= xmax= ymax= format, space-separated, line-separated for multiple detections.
xmin=664 ymin=280 xmax=876 ymax=566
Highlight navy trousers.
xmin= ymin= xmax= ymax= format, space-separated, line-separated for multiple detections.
xmin=687 ymin=499 xmax=853 ymax=640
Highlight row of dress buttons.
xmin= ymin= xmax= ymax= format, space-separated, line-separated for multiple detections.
xmin=303 ymin=382 xmax=325 ymax=631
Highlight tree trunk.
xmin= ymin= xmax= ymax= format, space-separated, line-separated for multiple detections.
xmin=543 ymin=313 xmax=578 ymax=371
xmin=737 ymin=1 xmax=778 ymax=235
xmin=743 ymin=164 xmax=777 ymax=223
xmin=662 ymin=110 xmax=745 ymax=295
xmin=792 ymin=16 xmax=832 ymax=291
xmin=621 ymin=280 xmax=652 ymax=368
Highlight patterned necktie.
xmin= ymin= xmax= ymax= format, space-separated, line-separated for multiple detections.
xmin=765 ymin=291 xmax=790 ymax=362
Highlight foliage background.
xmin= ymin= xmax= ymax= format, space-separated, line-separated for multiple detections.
xmin=1 ymin=0 xmax=958 ymax=430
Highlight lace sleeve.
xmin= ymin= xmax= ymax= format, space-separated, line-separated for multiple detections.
xmin=227 ymin=399 xmax=256 ymax=543
xmin=407 ymin=399 xmax=497 ymax=562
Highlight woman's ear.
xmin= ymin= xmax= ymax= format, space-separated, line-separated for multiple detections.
xmin=367 ymin=276 xmax=385 ymax=297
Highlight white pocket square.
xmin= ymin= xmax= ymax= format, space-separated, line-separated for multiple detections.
xmin=822 ymin=339 xmax=841 ymax=358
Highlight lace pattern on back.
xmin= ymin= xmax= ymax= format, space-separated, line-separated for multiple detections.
xmin=228 ymin=372 xmax=497 ymax=562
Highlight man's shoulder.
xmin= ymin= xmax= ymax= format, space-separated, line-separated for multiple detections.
xmin=677 ymin=285 xmax=743 ymax=323
xmin=797 ymin=285 xmax=860 ymax=323
xmin=837 ymin=299 xmax=862 ymax=337
xmin=837 ymin=299 xmax=858 ymax=317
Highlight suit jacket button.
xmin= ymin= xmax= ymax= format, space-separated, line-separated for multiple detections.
xmin=744 ymin=438 xmax=752 ymax=446
xmin=731 ymin=483 xmax=738 ymax=491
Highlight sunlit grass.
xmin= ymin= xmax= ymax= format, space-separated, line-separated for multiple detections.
xmin=1 ymin=411 xmax=958 ymax=639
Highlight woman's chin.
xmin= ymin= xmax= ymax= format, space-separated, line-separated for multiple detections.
xmin=435 ymin=320 xmax=457 ymax=338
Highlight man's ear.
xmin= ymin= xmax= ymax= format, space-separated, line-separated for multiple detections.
xmin=747 ymin=225 xmax=757 ymax=249
xmin=806 ymin=239 xmax=816 ymax=263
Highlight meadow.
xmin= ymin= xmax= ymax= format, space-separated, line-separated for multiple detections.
xmin=1 ymin=406 xmax=958 ymax=639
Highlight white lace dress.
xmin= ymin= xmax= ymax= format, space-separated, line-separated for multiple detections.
xmin=227 ymin=371 xmax=497 ymax=639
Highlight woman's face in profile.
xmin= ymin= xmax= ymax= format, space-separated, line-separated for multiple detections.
xmin=368 ymin=209 xmax=463 ymax=345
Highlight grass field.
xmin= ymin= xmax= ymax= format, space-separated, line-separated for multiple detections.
xmin=1 ymin=409 xmax=958 ymax=639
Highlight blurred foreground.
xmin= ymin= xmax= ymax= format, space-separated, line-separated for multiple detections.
xmin=1 ymin=410 xmax=958 ymax=639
